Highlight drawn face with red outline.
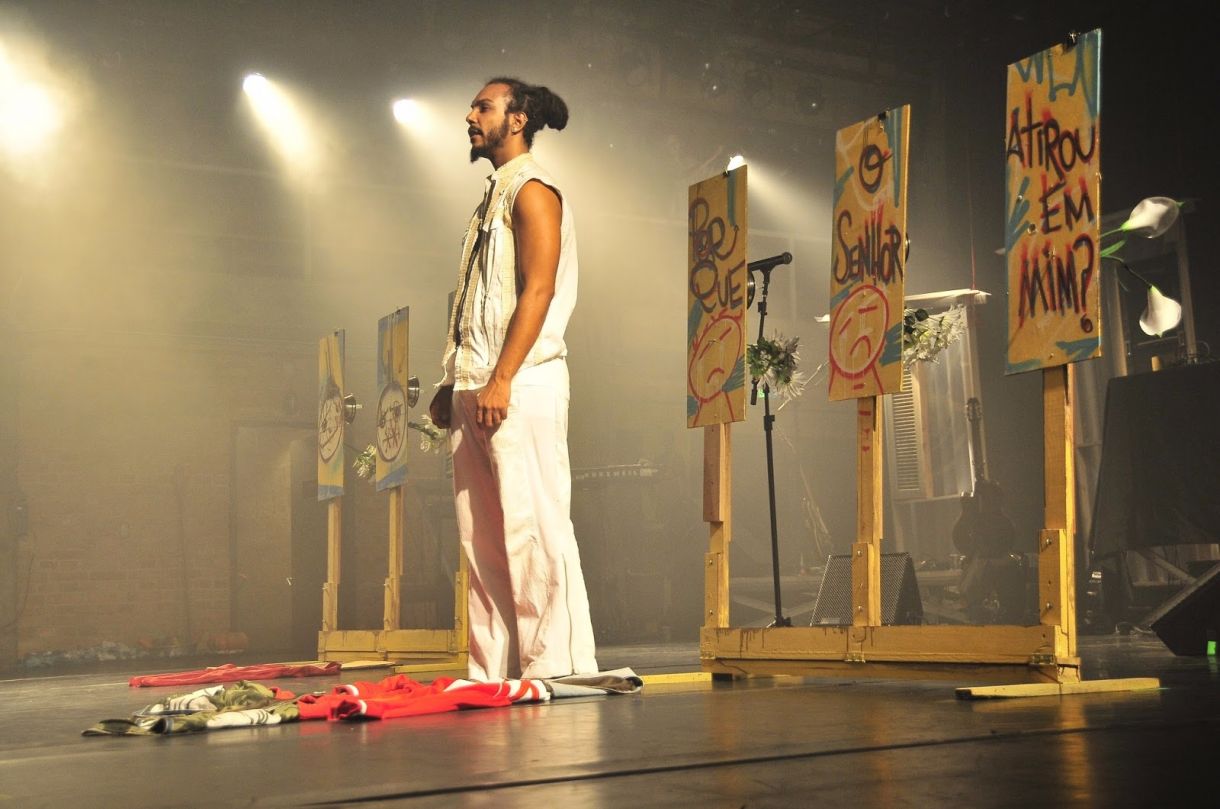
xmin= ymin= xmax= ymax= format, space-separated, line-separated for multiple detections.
xmin=688 ymin=311 xmax=744 ymax=410
xmin=829 ymin=284 xmax=889 ymax=380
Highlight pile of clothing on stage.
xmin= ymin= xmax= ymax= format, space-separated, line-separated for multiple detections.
xmin=84 ymin=666 xmax=642 ymax=736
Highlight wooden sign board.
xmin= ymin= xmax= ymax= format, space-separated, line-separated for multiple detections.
xmin=317 ymin=330 xmax=345 ymax=501
xmin=375 ymin=308 xmax=410 ymax=492
xmin=687 ymin=166 xmax=748 ymax=427
xmin=1005 ymin=29 xmax=1103 ymax=373
xmin=828 ymin=106 xmax=910 ymax=401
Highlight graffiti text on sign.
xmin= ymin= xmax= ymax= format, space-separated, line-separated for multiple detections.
xmin=1004 ymin=29 xmax=1101 ymax=373
xmin=1037 ymin=174 xmax=1095 ymax=235
xmin=1017 ymin=235 xmax=1095 ymax=333
xmin=1007 ymin=95 xmax=1097 ymax=183
xmin=689 ymin=197 xmax=745 ymax=314
xmin=834 ymin=205 xmax=904 ymax=285
xmin=858 ymin=142 xmax=891 ymax=193
xmin=1008 ymin=98 xmax=1098 ymax=335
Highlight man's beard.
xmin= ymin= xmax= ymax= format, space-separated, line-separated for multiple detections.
xmin=469 ymin=117 xmax=510 ymax=163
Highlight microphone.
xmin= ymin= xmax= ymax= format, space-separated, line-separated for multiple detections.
xmin=745 ymin=252 xmax=793 ymax=309
xmin=747 ymin=252 xmax=792 ymax=273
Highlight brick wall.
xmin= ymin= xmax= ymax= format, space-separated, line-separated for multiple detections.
xmin=14 ymin=332 xmax=314 ymax=656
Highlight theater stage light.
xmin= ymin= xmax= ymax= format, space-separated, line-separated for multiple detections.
xmin=0 ymin=42 xmax=63 ymax=159
xmin=392 ymin=98 xmax=420 ymax=126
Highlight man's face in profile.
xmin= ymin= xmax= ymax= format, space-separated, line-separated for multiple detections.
xmin=467 ymin=83 xmax=511 ymax=163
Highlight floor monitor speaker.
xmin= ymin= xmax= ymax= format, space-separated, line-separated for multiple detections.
xmin=1145 ymin=561 xmax=1220 ymax=656
xmin=811 ymin=552 xmax=923 ymax=626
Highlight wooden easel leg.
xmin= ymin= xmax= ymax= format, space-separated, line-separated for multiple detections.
xmin=384 ymin=486 xmax=403 ymax=631
xmin=453 ymin=548 xmax=469 ymax=657
xmin=853 ymin=396 xmax=882 ymax=627
xmin=321 ymin=498 xmax=342 ymax=637
xmin=1041 ymin=365 xmax=1077 ymax=663
xmin=704 ymin=424 xmax=731 ymax=630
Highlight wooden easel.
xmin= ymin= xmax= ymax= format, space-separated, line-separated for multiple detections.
xmin=697 ymin=151 xmax=1083 ymax=682
xmin=316 ymin=487 xmax=469 ymax=673
xmin=701 ymin=31 xmax=1154 ymax=694
xmin=316 ymin=485 xmax=468 ymax=674
xmin=314 ymin=317 xmax=467 ymax=675
xmin=699 ymin=361 xmax=1157 ymax=693
xmin=699 ymin=368 xmax=1088 ymax=684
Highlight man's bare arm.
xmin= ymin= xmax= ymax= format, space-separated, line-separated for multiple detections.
xmin=474 ymin=180 xmax=561 ymax=427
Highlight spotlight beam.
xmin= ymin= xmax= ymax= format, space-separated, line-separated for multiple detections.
xmin=241 ymin=71 xmax=317 ymax=173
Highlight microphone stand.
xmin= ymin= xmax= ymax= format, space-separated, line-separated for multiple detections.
xmin=749 ymin=261 xmax=791 ymax=628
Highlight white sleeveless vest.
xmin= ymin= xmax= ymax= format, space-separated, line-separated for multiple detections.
xmin=440 ymin=152 xmax=577 ymax=390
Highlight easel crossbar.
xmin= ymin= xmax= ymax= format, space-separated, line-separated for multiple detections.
xmin=701 ymin=625 xmax=1072 ymax=667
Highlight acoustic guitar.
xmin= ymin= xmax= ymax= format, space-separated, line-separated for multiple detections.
xmin=952 ymin=397 xmax=1016 ymax=559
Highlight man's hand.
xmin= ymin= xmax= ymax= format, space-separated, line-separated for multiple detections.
xmin=475 ymin=377 xmax=511 ymax=428
xmin=429 ymin=385 xmax=454 ymax=429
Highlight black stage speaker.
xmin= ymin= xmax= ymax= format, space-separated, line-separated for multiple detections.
xmin=810 ymin=552 xmax=923 ymax=626
xmin=1145 ymin=561 xmax=1220 ymax=656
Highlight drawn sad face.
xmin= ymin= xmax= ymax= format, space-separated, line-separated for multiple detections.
xmin=688 ymin=312 xmax=744 ymax=404
xmin=829 ymin=284 xmax=890 ymax=379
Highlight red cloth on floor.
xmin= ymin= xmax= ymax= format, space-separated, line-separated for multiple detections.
xmin=333 ymin=674 xmax=426 ymax=698
xmin=128 ymin=661 xmax=342 ymax=688
xmin=295 ymin=675 xmax=547 ymax=721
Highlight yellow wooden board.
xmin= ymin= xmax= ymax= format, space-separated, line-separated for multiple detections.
xmin=687 ymin=166 xmax=748 ymax=427
xmin=828 ymin=106 xmax=910 ymax=401
xmin=700 ymin=624 xmax=1074 ymax=667
xmin=703 ymin=658 xmax=1071 ymax=685
xmin=956 ymin=677 xmax=1159 ymax=700
xmin=317 ymin=330 xmax=345 ymax=500
xmin=317 ymin=628 xmax=466 ymax=662
xmin=340 ymin=660 xmax=398 ymax=670
xmin=1005 ymin=29 xmax=1103 ymax=374
xmin=639 ymin=672 xmax=713 ymax=686
xmin=375 ymin=308 xmax=410 ymax=491
xmin=390 ymin=658 xmax=469 ymax=678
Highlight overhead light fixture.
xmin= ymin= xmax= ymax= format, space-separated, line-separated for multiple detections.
xmin=0 ymin=40 xmax=66 ymax=160
xmin=242 ymin=72 xmax=270 ymax=97
xmin=391 ymin=98 xmax=420 ymax=126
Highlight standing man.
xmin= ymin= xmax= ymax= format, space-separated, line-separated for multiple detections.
xmin=429 ymin=78 xmax=598 ymax=681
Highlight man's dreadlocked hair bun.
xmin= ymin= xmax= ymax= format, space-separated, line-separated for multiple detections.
xmin=487 ymin=77 xmax=569 ymax=147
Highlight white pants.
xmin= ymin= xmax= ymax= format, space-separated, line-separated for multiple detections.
xmin=450 ymin=368 xmax=598 ymax=681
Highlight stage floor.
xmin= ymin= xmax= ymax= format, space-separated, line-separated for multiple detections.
xmin=2 ymin=633 xmax=1217 ymax=807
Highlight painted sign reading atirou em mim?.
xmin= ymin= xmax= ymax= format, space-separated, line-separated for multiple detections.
xmin=1005 ymin=29 xmax=1102 ymax=374
xmin=828 ymin=105 xmax=910 ymax=402
xmin=687 ymin=166 xmax=748 ymax=428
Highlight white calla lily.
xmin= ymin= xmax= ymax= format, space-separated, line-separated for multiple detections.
xmin=1139 ymin=285 xmax=1182 ymax=337
xmin=1120 ymin=196 xmax=1181 ymax=239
